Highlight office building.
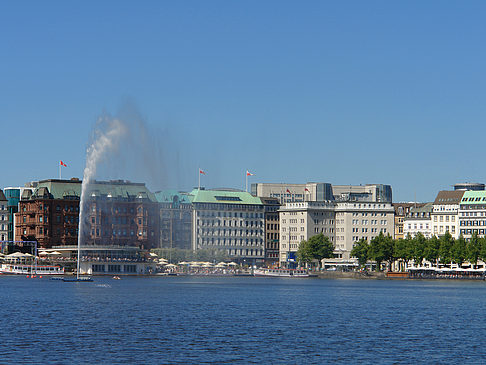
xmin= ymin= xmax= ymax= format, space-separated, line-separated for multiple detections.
xmin=189 ymin=189 xmax=265 ymax=262
xmin=251 ymin=182 xmax=333 ymax=204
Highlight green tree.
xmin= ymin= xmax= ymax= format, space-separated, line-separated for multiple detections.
xmin=297 ymin=234 xmax=334 ymax=269
xmin=351 ymin=238 xmax=369 ymax=268
xmin=297 ymin=239 xmax=312 ymax=266
xmin=424 ymin=236 xmax=440 ymax=267
xmin=451 ymin=235 xmax=467 ymax=266
xmin=394 ymin=234 xmax=414 ymax=270
xmin=439 ymin=232 xmax=454 ymax=266
xmin=368 ymin=232 xmax=393 ymax=271
xmin=479 ymin=236 xmax=486 ymax=264
xmin=411 ymin=232 xmax=427 ymax=267
xmin=467 ymin=232 xmax=481 ymax=268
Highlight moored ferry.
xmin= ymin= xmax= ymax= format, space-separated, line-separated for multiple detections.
xmin=0 ymin=263 xmax=64 ymax=275
xmin=254 ymin=268 xmax=312 ymax=277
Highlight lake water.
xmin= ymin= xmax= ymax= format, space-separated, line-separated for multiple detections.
xmin=1 ymin=276 xmax=486 ymax=364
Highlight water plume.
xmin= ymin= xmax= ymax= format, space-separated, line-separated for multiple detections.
xmin=78 ymin=116 xmax=127 ymax=253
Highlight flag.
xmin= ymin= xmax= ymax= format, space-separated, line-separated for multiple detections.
xmin=286 ymin=189 xmax=291 ymax=194
xmin=60 ymin=160 xmax=67 ymax=167
xmin=246 ymin=171 xmax=254 ymax=176
xmin=199 ymin=169 xmax=206 ymax=175
xmin=304 ymin=188 xmax=310 ymax=192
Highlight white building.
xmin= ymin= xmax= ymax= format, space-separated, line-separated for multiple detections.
xmin=189 ymin=189 xmax=266 ymax=262
xmin=335 ymin=201 xmax=395 ymax=260
xmin=458 ymin=190 xmax=486 ymax=239
xmin=279 ymin=201 xmax=335 ymax=267
xmin=431 ymin=191 xmax=464 ymax=239
xmin=403 ymin=203 xmax=433 ymax=238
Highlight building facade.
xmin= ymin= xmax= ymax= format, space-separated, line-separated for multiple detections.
xmin=403 ymin=203 xmax=433 ymax=238
xmin=0 ymin=190 xmax=8 ymax=241
xmin=251 ymin=182 xmax=333 ymax=204
xmin=260 ymin=197 xmax=280 ymax=266
xmin=332 ymin=184 xmax=392 ymax=203
xmin=279 ymin=201 xmax=335 ymax=267
xmin=393 ymin=203 xmax=416 ymax=239
xmin=335 ymin=201 xmax=394 ymax=260
xmin=458 ymin=190 xmax=486 ymax=239
xmin=155 ymin=190 xmax=192 ymax=250
xmin=15 ymin=179 xmax=160 ymax=249
xmin=431 ymin=191 xmax=464 ymax=239
xmin=190 ymin=189 xmax=265 ymax=262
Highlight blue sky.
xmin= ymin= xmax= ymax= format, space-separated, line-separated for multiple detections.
xmin=1 ymin=1 xmax=486 ymax=202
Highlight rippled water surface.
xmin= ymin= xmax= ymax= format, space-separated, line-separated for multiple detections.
xmin=1 ymin=276 xmax=486 ymax=364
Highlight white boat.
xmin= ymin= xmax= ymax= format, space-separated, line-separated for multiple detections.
xmin=0 ymin=263 xmax=64 ymax=275
xmin=254 ymin=268 xmax=312 ymax=277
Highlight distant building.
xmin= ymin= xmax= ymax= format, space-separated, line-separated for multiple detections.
xmin=431 ymin=190 xmax=464 ymax=239
xmin=458 ymin=190 xmax=486 ymax=239
xmin=403 ymin=203 xmax=433 ymax=238
xmin=260 ymin=197 xmax=280 ymax=266
xmin=15 ymin=179 xmax=160 ymax=249
xmin=155 ymin=190 xmax=192 ymax=250
xmin=4 ymin=186 xmax=34 ymax=241
xmin=251 ymin=182 xmax=333 ymax=204
xmin=189 ymin=189 xmax=265 ymax=262
xmin=454 ymin=183 xmax=485 ymax=191
xmin=393 ymin=203 xmax=417 ymax=239
xmin=0 ymin=190 xmax=8 ymax=241
xmin=335 ymin=201 xmax=394 ymax=260
xmin=279 ymin=201 xmax=335 ymax=267
xmin=332 ymin=184 xmax=392 ymax=203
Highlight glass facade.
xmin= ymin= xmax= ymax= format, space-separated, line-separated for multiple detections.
xmin=4 ymin=188 xmax=21 ymax=241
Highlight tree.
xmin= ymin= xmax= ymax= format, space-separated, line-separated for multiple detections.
xmin=297 ymin=234 xmax=334 ymax=269
xmin=451 ymin=235 xmax=467 ymax=266
xmin=424 ymin=236 xmax=440 ymax=267
xmin=368 ymin=232 xmax=393 ymax=271
xmin=411 ymin=232 xmax=427 ymax=267
xmin=297 ymin=240 xmax=312 ymax=266
xmin=479 ymin=236 xmax=486 ymax=264
xmin=467 ymin=232 xmax=481 ymax=268
xmin=351 ymin=238 xmax=369 ymax=268
xmin=439 ymin=232 xmax=454 ymax=266
xmin=394 ymin=234 xmax=414 ymax=270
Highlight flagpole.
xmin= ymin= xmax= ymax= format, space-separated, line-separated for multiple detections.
xmin=59 ymin=162 xmax=61 ymax=180
xmin=245 ymin=171 xmax=248 ymax=193
xmin=198 ymin=168 xmax=201 ymax=190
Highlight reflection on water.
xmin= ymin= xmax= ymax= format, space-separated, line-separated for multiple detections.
xmin=1 ymin=276 xmax=485 ymax=364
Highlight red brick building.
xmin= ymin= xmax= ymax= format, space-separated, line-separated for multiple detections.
xmin=15 ymin=179 xmax=160 ymax=249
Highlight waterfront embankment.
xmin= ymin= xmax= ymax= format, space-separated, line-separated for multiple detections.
xmin=316 ymin=271 xmax=386 ymax=280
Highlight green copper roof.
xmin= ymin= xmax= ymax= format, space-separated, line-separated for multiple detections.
xmin=460 ymin=190 xmax=486 ymax=205
xmin=33 ymin=179 xmax=157 ymax=202
xmin=188 ymin=189 xmax=262 ymax=205
xmin=36 ymin=180 xmax=81 ymax=199
xmin=155 ymin=190 xmax=192 ymax=204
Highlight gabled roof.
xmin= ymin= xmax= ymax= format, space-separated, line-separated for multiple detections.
xmin=0 ymin=189 xmax=6 ymax=202
xmin=433 ymin=190 xmax=464 ymax=205
xmin=188 ymin=189 xmax=263 ymax=205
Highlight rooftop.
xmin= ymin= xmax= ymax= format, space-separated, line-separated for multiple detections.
xmin=433 ymin=190 xmax=464 ymax=205
xmin=460 ymin=190 xmax=486 ymax=205
xmin=189 ymin=189 xmax=263 ymax=205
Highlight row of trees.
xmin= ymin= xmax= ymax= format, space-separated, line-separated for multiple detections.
xmin=351 ymin=231 xmax=486 ymax=271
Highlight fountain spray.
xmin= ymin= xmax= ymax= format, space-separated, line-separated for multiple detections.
xmin=77 ymin=116 xmax=127 ymax=277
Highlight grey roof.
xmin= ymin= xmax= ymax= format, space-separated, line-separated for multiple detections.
xmin=0 ymin=189 xmax=6 ymax=201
